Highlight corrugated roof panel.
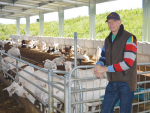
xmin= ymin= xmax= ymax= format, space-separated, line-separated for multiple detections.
xmin=0 ymin=0 xmax=116 ymax=19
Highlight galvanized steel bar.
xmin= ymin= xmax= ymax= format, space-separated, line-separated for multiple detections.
xmin=131 ymin=100 xmax=150 ymax=106
xmin=53 ymin=81 xmax=64 ymax=86
xmin=52 ymin=95 xmax=64 ymax=103
xmin=53 ymin=105 xmax=64 ymax=113
xmin=48 ymin=69 xmax=53 ymax=113
xmin=0 ymin=57 xmax=49 ymax=94
xmin=72 ymin=98 xmax=103 ymax=105
xmin=64 ymin=74 xmax=69 ymax=113
xmin=69 ymin=65 xmax=96 ymax=79
xmin=52 ymin=73 xmax=66 ymax=80
xmin=74 ymin=32 xmax=77 ymax=68
xmin=72 ymin=86 xmax=106 ymax=93
xmin=0 ymin=51 xmax=48 ymax=73
xmin=72 ymin=76 xmax=106 ymax=81
xmin=53 ymin=70 xmax=69 ymax=75
xmin=137 ymin=71 xmax=150 ymax=74
xmin=0 ymin=52 xmax=2 ymax=69
xmin=52 ymin=84 xmax=64 ymax=92
xmin=21 ymin=56 xmax=42 ymax=65
xmin=74 ymin=32 xmax=79 ymax=113
xmin=68 ymin=79 xmax=72 ymax=113
xmin=137 ymin=63 xmax=150 ymax=66
xmin=16 ymin=59 xmax=19 ymax=81
xmin=137 ymin=80 xmax=150 ymax=84
xmin=139 ymin=110 xmax=150 ymax=113
xmin=0 ymin=67 xmax=17 ymax=82
xmin=86 ymin=110 xmax=100 ymax=113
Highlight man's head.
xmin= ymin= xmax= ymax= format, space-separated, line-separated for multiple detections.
xmin=106 ymin=12 xmax=121 ymax=35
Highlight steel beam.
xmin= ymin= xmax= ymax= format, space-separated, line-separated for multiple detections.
xmin=0 ymin=1 xmax=55 ymax=11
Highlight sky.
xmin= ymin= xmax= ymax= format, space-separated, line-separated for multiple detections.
xmin=0 ymin=0 xmax=142 ymax=24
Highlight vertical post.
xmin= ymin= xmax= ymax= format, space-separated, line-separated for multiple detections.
xmin=78 ymin=81 xmax=83 ymax=113
xmin=147 ymin=8 xmax=150 ymax=42
xmin=16 ymin=18 xmax=20 ymax=35
xmin=89 ymin=0 xmax=96 ymax=39
xmin=74 ymin=32 xmax=77 ymax=67
xmin=48 ymin=69 xmax=53 ymax=113
xmin=0 ymin=52 xmax=2 ymax=69
xmin=59 ymin=7 xmax=64 ymax=37
xmin=74 ymin=32 xmax=83 ymax=112
xmin=142 ymin=0 xmax=150 ymax=42
xmin=26 ymin=15 xmax=30 ymax=35
xmin=39 ymin=12 xmax=44 ymax=36
xmin=64 ymin=74 xmax=69 ymax=113
xmin=68 ymin=78 xmax=72 ymax=113
xmin=74 ymin=32 xmax=78 ymax=112
xmin=16 ymin=60 xmax=19 ymax=81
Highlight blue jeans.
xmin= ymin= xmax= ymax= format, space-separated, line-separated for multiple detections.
xmin=101 ymin=82 xmax=134 ymax=113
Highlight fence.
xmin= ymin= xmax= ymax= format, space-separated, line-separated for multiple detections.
xmin=0 ymin=51 xmax=68 ymax=113
xmin=1 ymin=35 xmax=150 ymax=112
xmin=1 ymin=50 xmax=150 ymax=113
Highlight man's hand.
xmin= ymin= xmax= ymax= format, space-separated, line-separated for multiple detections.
xmin=94 ymin=64 xmax=108 ymax=80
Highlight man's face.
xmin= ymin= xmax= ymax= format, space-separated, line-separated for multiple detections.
xmin=107 ymin=19 xmax=121 ymax=33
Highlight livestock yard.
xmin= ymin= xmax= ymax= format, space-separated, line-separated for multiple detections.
xmin=0 ymin=38 xmax=150 ymax=113
xmin=0 ymin=0 xmax=149 ymax=112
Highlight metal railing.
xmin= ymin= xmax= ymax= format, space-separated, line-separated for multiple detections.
xmin=2 ymin=51 xmax=150 ymax=113
xmin=0 ymin=50 xmax=69 ymax=113
xmin=1 ymin=32 xmax=150 ymax=113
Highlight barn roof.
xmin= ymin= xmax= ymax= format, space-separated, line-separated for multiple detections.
xmin=0 ymin=0 xmax=115 ymax=19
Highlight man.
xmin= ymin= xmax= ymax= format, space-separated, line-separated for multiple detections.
xmin=94 ymin=12 xmax=137 ymax=113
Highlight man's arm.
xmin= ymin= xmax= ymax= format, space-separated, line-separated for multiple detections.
xmin=95 ymin=45 xmax=107 ymax=79
xmin=108 ymin=36 xmax=137 ymax=72
xmin=96 ymin=45 xmax=106 ymax=66
xmin=94 ymin=36 xmax=137 ymax=79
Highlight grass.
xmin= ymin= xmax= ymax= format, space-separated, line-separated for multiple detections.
xmin=0 ymin=8 xmax=143 ymax=41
